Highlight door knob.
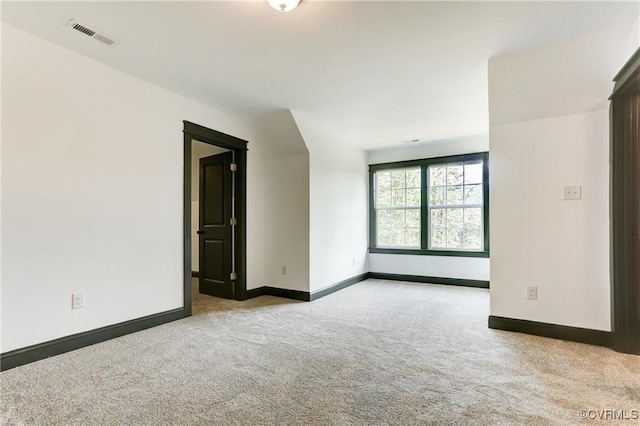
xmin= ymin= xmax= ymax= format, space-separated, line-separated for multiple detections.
xmin=197 ymin=230 xmax=204 ymax=235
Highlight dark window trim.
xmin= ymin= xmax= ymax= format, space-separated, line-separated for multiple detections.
xmin=368 ymin=151 xmax=490 ymax=258
xmin=369 ymin=248 xmax=490 ymax=258
xmin=369 ymin=152 xmax=487 ymax=172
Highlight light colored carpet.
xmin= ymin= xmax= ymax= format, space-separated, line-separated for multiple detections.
xmin=1 ymin=279 xmax=639 ymax=425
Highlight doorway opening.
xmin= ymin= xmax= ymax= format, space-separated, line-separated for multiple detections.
xmin=183 ymin=121 xmax=248 ymax=316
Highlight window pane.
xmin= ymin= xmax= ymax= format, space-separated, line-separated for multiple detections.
xmin=406 ymin=168 xmax=420 ymax=188
xmin=430 ymin=187 xmax=446 ymax=206
xmin=376 ymin=208 xmax=421 ymax=248
xmin=377 ymin=227 xmax=405 ymax=247
xmin=376 ymin=189 xmax=391 ymax=208
xmin=406 ymin=209 xmax=420 ymax=228
xmin=391 ymin=170 xmax=405 ymax=189
xmin=376 ymin=171 xmax=391 ymax=190
xmin=464 ymin=162 xmax=483 ymax=184
xmin=446 ymin=165 xmax=463 ymax=185
xmin=446 ymin=185 xmax=463 ymax=205
xmin=431 ymin=228 xmax=447 ymax=248
xmin=464 ymin=208 xmax=482 ymax=229
xmin=446 ymin=228 xmax=463 ymax=248
xmin=430 ymin=166 xmax=446 ymax=186
xmin=464 ymin=184 xmax=482 ymax=205
xmin=391 ymin=210 xmax=405 ymax=229
xmin=391 ymin=189 xmax=406 ymax=207
xmin=377 ymin=228 xmax=393 ymax=247
xmin=390 ymin=228 xmax=404 ymax=246
xmin=406 ymin=228 xmax=420 ymax=247
xmin=377 ymin=210 xmax=393 ymax=228
xmin=447 ymin=208 xmax=464 ymax=228
xmin=463 ymin=229 xmax=482 ymax=249
xmin=406 ymin=188 xmax=420 ymax=207
xmin=431 ymin=209 xmax=446 ymax=228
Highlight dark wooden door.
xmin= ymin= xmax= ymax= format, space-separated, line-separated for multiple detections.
xmin=198 ymin=151 xmax=234 ymax=299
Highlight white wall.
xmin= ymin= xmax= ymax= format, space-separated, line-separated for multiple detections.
xmin=367 ymin=135 xmax=488 ymax=165
xmin=246 ymin=109 xmax=310 ymax=292
xmin=487 ymin=26 xmax=633 ymax=331
xmin=263 ymin=153 xmax=310 ymax=291
xmin=369 ymin=254 xmax=489 ymax=281
xmin=489 ymin=26 xmax=633 ymax=126
xmin=627 ymin=14 xmax=640 ymax=56
xmin=367 ymin=136 xmax=491 ymax=281
xmin=308 ymin=145 xmax=369 ymax=292
xmin=251 ymin=110 xmax=309 ymax=159
xmin=490 ymin=110 xmax=610 ymax=330
xmin=0 ymin=24 xmax=266 ymax=352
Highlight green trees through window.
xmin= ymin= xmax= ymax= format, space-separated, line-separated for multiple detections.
xmin=428 ymin=161 xmax=484 ymax=250
xmin=369 ymin=152 xmax=489 ymax=257
xmin=374 ymin=167 xmax=421 ymax=247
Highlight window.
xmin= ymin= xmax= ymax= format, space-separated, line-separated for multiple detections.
xmin=428 ymin=161 xmax=484 ymax=251
xmin=369 ymin=152 xmax=489 ymax=257
xmin=374 ymin=167 xmax=421 ymax=248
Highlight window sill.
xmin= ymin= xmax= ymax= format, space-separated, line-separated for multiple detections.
xmin=368 ymin=248 xmax=490 ymax=258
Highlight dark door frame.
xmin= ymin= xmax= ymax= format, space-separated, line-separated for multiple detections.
xmin=610 ymin=47 xmax=640 ymax=355
xmin=183 ymin=121 xmax=248 ymax=315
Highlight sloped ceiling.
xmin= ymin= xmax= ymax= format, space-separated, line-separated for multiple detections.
xmin=2 ymin=1 xmax=637 ymax=151
xmin=488 ymin=26 xmax=636 ymax=126
xmin=250 ymin=110 xmax=309 ymax=158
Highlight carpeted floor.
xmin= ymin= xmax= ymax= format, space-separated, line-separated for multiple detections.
xmin=1 ymin=279 xmax=639 ymax=425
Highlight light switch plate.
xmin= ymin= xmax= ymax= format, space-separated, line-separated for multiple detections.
xmin=563 ymin=185 xmax=582 ymax=200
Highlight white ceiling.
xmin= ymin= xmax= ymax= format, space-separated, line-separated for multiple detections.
xmin=2 ymin=1 xmax=637 ymax=150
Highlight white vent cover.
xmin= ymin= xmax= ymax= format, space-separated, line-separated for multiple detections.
xmin=67 ymin=19 xmax=117 ymax=46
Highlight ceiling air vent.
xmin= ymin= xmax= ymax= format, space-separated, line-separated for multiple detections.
xmin=67 ymin=19 xmax=117 ymax=46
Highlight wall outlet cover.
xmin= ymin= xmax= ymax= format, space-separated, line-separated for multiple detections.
xmin=72 ymin=293 xmax=84 ymax=309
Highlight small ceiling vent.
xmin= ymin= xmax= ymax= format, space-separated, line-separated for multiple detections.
xmin=67 ymin=19 xmax=117 ymax=46
xmin=401 ymin=138 xmax=422 ymax=144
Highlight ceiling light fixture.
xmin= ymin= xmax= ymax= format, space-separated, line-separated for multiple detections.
xmin=267 ymin=0 xmax=301 ymax=12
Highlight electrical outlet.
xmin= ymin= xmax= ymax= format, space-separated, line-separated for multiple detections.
xmin=352 ymin=257 xmax=356 ymax=266
xmin=526 ymin=286 xmax=537 ymax=300
xmin=282 ymin=265 xmax=287 ymax=276
xmin=563 ymin=185 xmax=582 ymax=200
xmin=72 ymin=293 xmax=84 ymax=309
